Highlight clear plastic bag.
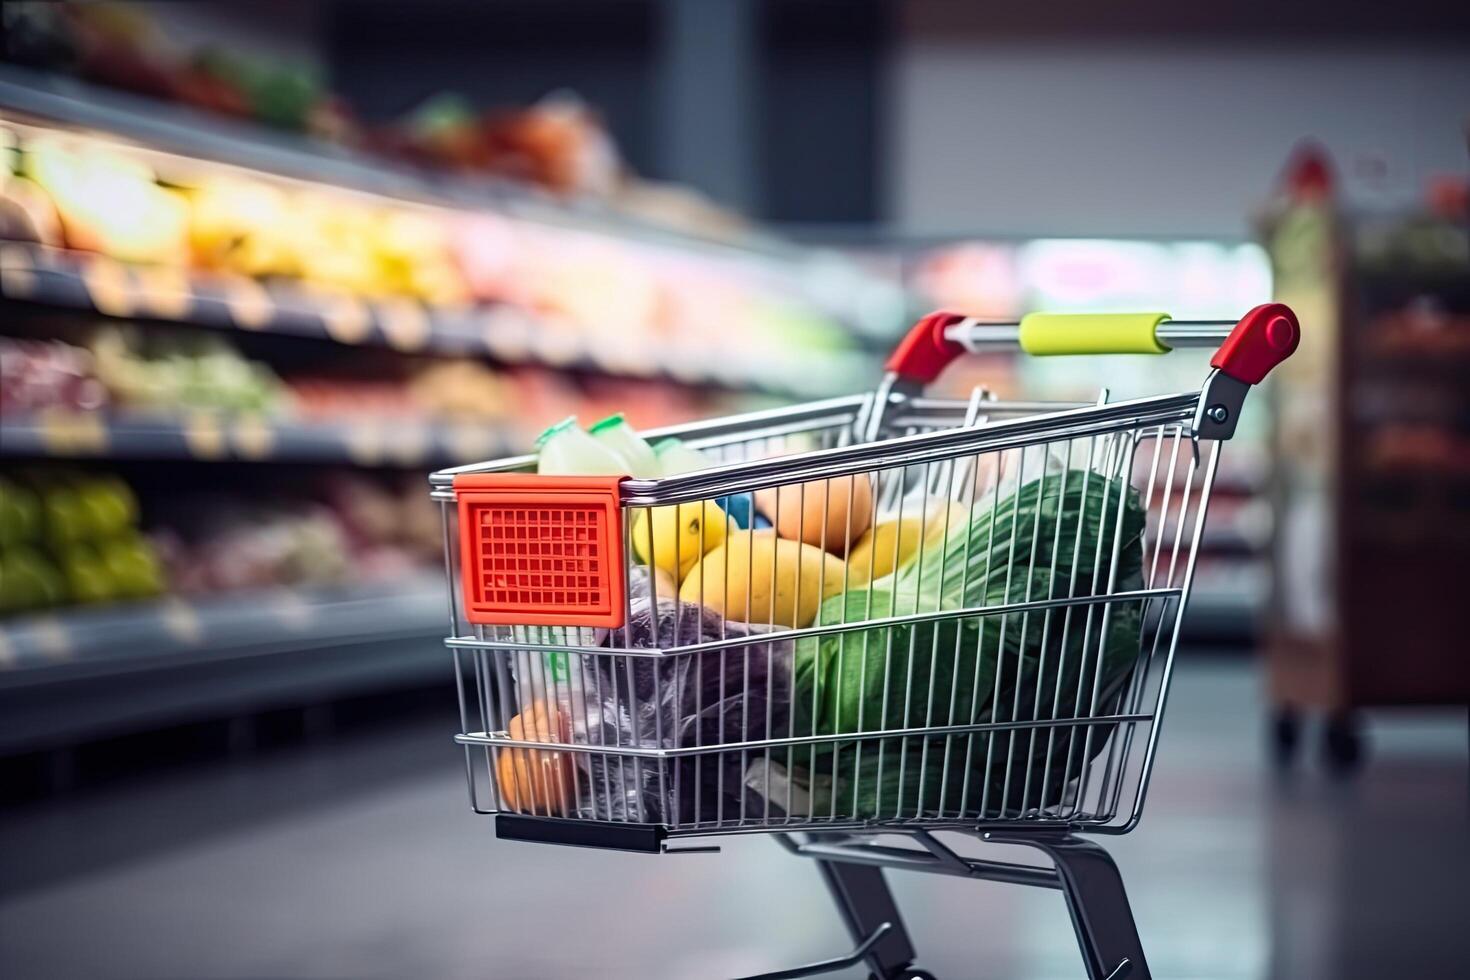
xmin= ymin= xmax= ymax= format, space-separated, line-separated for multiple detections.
xmin=572 ymin=586 xmax=795 ymax=824
xmin=971 ymin=439 xmax=1068 ymax=500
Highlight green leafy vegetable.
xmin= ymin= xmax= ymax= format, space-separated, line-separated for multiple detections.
xmin=791 ymin=468 xmax=1147 ymax=819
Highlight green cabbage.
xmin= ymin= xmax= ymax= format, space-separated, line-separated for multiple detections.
xmin=791 ymin=468 xmax=1147 ymax=820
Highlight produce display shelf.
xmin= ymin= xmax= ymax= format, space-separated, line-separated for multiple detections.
xmin=0 ymin=575 xmax=448 ymax=752
xmin=0 ymin=574 xmax=443 ymax=677
xmin=0 ymin=410 xmax=517 ymax=467
xmin=0 ymin=243 xmax=872 ymax=399
xmin=0 ymin=66 xmax=892 ymax=332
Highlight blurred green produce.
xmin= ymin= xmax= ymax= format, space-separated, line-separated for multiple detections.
xmin=89 ymin=324 xmax=287 ymax=413
xmin=0 ymin=469 xmax=163 ymax=614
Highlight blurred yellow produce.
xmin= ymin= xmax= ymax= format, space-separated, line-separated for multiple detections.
xmin=187 ymin=177 xmax=297 ymax=277
xmin=374 ymin=209 xmax=468 ymax=305
xmin=25 ymin=137 xmax=188 ymax=264
xmin=289 ymin=194 xmax=383 ymax=296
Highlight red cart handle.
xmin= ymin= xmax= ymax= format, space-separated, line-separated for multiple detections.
xmin=883 ymin=310 xmax=969 ymax=383
xmin=1210 ymin=303 xmax=1300 ymax=385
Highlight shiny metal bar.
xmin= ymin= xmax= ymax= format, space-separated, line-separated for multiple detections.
xmin=1104 ymin=441 xmax=1221 ymax=836
xmin=617 ymin=392 xmax=1198 ymax=508
xmin=1017 ymin=436 xmax=1076 ymax=817
xmin=955 ymin=440 xmax=1009 ymax=816
xmin=997 ymin=440 xmax=1048 ymax=817
xmin=446 ymin=591 xmax=1181 ymax=657
xmin=427 ymin=391 xmax=1199 ymax=503
xmin=945 ymin=319 xmax=1236 ymax=351
xmin=776 ymin=837 xmax=1064 ymax=889
xmin=456 ymin=711 xmax=1157 ymax=758
xmin=1037 ymin=430 xmax=1099 ymax=814
xmin=913 ymin=446 xmax=969 ymax=817
xmin=1070 ymin=433 xmax=1140 ymax=819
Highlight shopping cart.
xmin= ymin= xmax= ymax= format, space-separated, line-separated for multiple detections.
xmin=428 ymin=304 xmax=1300 ymax=980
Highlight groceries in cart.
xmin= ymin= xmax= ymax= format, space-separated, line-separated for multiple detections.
xmin=491 ymin=411 xmax=1150 ymax=825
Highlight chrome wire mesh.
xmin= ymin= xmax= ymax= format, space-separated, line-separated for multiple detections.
xmin=436 ymin=389 xmax=1218 ymax=838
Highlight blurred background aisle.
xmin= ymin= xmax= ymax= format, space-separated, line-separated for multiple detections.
xmin=2 ymin=2 xmax=1468 ymax=979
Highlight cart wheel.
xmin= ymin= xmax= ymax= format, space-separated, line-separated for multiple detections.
xmin=1321 ymin=711 xmax=1365 ymax=775
xmin=1270 ymin=706 xmax=1300 ymax=766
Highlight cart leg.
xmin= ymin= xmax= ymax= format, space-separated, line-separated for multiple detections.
xmin=1269 ymin=705 xmax=1300 ymax=767
xmin=1321 ymin=710 xmax=1365 ymax=776
xmin=1025 ymin=837 xmax=1151 ymax=980
xmin=812 ymin=844 xmax=918 ymax=980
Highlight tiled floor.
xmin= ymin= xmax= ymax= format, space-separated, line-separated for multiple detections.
xmin=1 ymin=658 xmax=1466 ymax=979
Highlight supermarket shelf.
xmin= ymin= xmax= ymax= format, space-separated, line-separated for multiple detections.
xmin=0 ymin=575 xmax=444 ymax=678
xmin=0 ymin=410 xmax=518 ymax=467
xmin=0 ymin=65 xmax=903 ymax=335
xmin=0 ymin=243 xmax=874 ymax=398
xmin=0 ymin=575 xmax=449 ymax=752
xmin=0 ymin=67 xmax=774 ymax=258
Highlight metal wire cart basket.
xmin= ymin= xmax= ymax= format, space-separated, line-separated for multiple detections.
xmin=429 ymin=304 xmax=1300 ymax=980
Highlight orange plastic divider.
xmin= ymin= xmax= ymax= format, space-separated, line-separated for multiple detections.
xmin=453 ymin=473 xmax=626 ymax=629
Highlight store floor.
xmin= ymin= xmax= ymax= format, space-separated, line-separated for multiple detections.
xmin=2 ymin=658 xmax=1466 ymax=980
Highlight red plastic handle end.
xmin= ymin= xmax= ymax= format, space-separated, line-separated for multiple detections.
xmin=885 ymin=310 xmax=969 ymax=383
xmin=1211 ymin=303 xmax=1300 ymax=385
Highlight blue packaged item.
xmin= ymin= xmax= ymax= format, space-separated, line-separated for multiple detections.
xmin=714 ymin=494 xmax=754 ymax=529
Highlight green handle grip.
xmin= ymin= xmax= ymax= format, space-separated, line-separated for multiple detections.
xmin=1018 ymin=312 xmax=1172 ymax=355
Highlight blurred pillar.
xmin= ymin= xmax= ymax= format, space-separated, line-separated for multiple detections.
xmin=658 ymin=0 xmax=757 ymax=212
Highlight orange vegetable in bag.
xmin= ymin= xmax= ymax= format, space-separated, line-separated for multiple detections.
xmin=495 ymin=700 xmax=576 ymax=816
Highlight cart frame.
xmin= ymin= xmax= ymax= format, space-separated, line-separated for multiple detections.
xmin=429 ymin=304 xmax=1300 ymax=980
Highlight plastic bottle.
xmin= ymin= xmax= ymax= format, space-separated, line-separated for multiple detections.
xmin=535 ymin=416 xmax=626 ymax=475
xmin=653 ymin=437 xmax=759 ymax=529
xmin=588 ymin=413 xmax=660 ymax=477
xmin=651 ymin=437 xmax=710 ymax=476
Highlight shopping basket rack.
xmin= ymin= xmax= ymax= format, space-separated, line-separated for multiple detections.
xmin=429 ymin=304 xmax=1300 ymax=980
